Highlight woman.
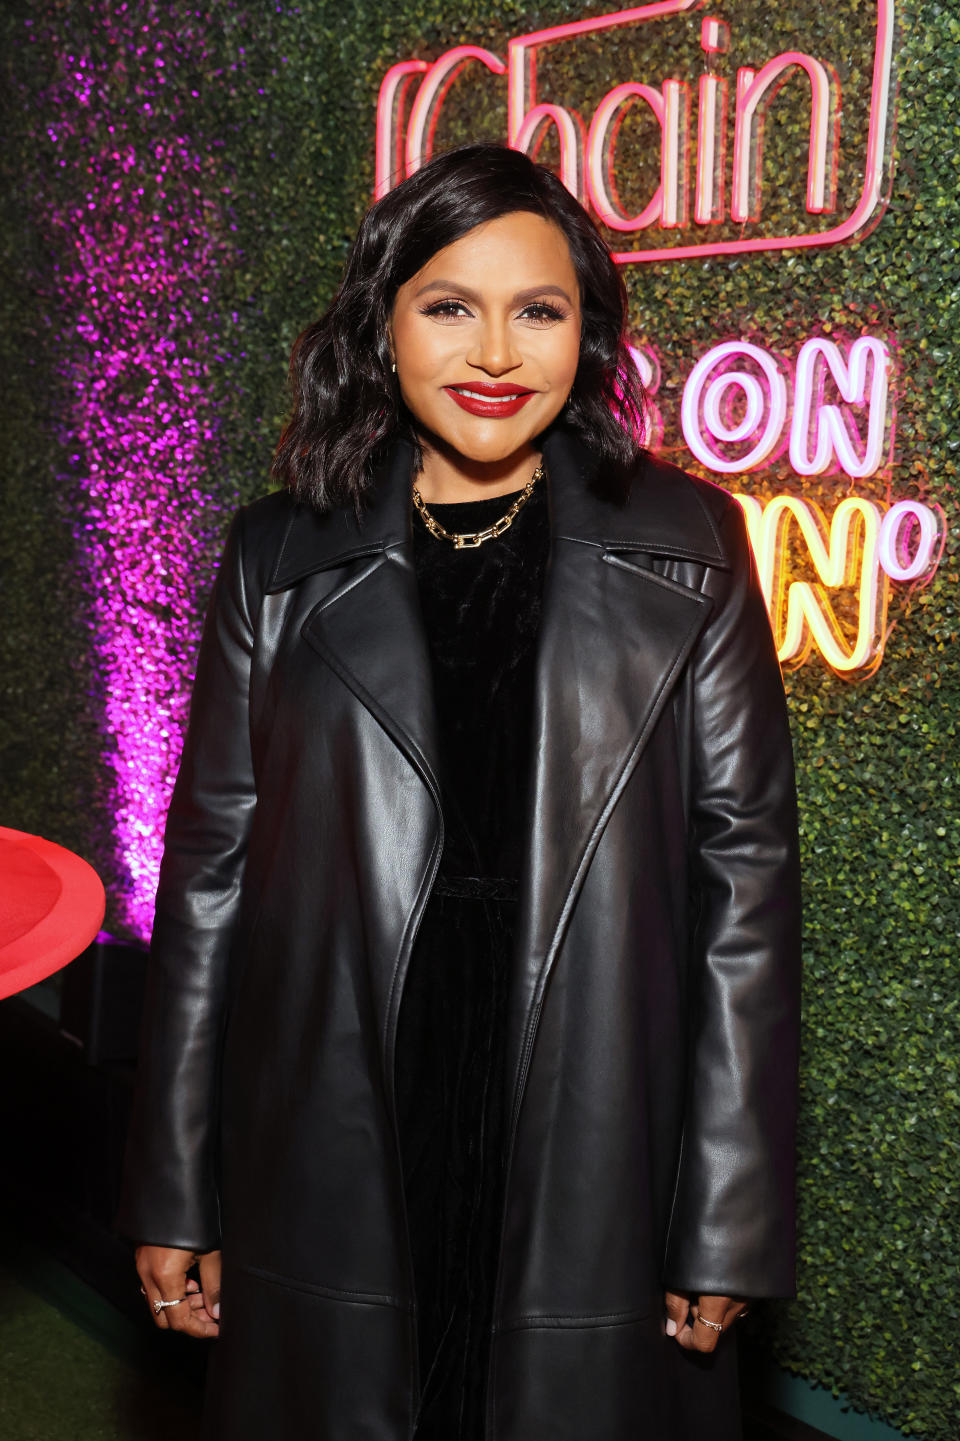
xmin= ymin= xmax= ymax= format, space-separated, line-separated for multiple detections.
xmin=119 ymin=143 xmax=801 ymax=1441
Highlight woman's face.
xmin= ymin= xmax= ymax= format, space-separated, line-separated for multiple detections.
xmin=388 ymin=211 xmax=582 ymax=474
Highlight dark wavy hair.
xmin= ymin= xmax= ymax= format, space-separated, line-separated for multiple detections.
xmin=272 ymin=144 xmax=645 ymax=511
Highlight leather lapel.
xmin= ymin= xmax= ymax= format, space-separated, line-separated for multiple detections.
xmin=292 ymin=441 xmax=441 ymax=806
xmin=300 ymin=549 xmax=441 ymax=807
xmin=503 ymin=434 xmax=714 ymax=1139
xmin=292 ymin=443 xmax=442 ymax=1110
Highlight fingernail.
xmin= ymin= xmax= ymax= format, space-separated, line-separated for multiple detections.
xmin=212 ymin=1302 xmax=220 ymax=1319
xmin=666 ymin=1318 xmax=677 ymax=1337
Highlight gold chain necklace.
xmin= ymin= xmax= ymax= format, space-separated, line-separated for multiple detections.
xmin=412 ymin=464 xmax=544 ymax=549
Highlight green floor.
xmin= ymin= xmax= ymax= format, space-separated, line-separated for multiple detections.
xmin=0 ymin=1262 xmax=203 ymax=1441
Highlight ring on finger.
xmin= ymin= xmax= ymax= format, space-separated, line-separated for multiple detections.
xmin=140 ymin=1286 xmax=187 ymax=1316
xmin=695 ymin=1315 xmax=723 ymax=1333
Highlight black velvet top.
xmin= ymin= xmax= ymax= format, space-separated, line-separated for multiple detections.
xmin=395 ymin=478 xmax=549 ymax=1440
xmin=412 ymin=479 xmax=549 ymax=880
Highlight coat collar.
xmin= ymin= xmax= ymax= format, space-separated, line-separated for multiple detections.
xmin=265 ymin=440 xmax=415 ymax=593
xmin=265 ymin=430 xmax=731 ymax=589
xmin=540 ymin=429 xmax=730 ymax=566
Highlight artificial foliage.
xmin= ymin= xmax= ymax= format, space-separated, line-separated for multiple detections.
xmin=1 ymin=1 xmax=958 ymax=1435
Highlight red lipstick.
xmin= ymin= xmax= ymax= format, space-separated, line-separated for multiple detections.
xmin=444 ymin=382 xmax=536 ymax=418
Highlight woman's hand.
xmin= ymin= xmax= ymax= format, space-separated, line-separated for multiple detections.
xmin=136 ymin=1244 xmax=222 ymax=1339
xmin=663 ymin=1290 xmax=748 ymax=1352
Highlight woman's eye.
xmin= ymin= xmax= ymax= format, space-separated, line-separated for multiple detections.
xmin=519 ymin=302 xmax=566 ymax=325
xmin=420 ymin=299 xmax=472 ymax=320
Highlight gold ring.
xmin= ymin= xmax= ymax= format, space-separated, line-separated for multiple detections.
xmin=695 ymin=1315 xmax=723 ymax=1333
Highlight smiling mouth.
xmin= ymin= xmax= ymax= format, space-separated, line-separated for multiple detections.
xmin=444 ymin=384 xmax=536 ymax=417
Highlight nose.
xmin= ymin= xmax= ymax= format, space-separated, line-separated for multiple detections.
xmin=466 ymin=316 xmax=521 ymax=376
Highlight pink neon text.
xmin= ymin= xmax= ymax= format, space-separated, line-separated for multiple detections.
xmin=375 ymin=1 xmax=894 ymax=264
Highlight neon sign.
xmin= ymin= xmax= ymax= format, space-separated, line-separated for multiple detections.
xmin=634 ymin=336 xmax=942 ymax=674
xmin=677 ymin=337 xmax=890 ymax=479
xmin=734 ymin=495 xmax=938 ymax=675
xmin=375 ymin=0 xmax=895 ymax=263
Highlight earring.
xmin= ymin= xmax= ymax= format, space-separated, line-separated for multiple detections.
xmin=391 ymin=361 xmax=396 ymax=373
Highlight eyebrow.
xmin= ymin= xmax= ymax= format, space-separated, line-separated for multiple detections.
xmin=414 ymin=280 xmax=575 ymax=306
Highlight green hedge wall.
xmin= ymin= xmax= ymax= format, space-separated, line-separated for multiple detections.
xmin=1 ymin=1 xmax=957 ymax=1435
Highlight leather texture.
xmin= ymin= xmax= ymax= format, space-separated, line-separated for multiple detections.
xmin=117 ymin=428 xmax=802 ymax=1440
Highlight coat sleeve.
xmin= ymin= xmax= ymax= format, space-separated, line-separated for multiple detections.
xmin=662 ymin=495 xmax=802 ymax=1300
xmin=116 ymin=506 xmax=258 ymax=1251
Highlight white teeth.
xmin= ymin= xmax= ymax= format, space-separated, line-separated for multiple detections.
xmin=455 ymin=388 xmax=524 ymax=401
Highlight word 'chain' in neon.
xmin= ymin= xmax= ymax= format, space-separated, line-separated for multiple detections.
xmin=376 ymin=1 xmax=895 ymax=264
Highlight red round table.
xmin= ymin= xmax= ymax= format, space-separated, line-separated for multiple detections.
xmin=0 ymin=827 xmax=106 ymax=1001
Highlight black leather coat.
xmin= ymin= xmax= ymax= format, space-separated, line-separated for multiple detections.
xmin=118 ymin=429 xmax=801 ymax=1440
